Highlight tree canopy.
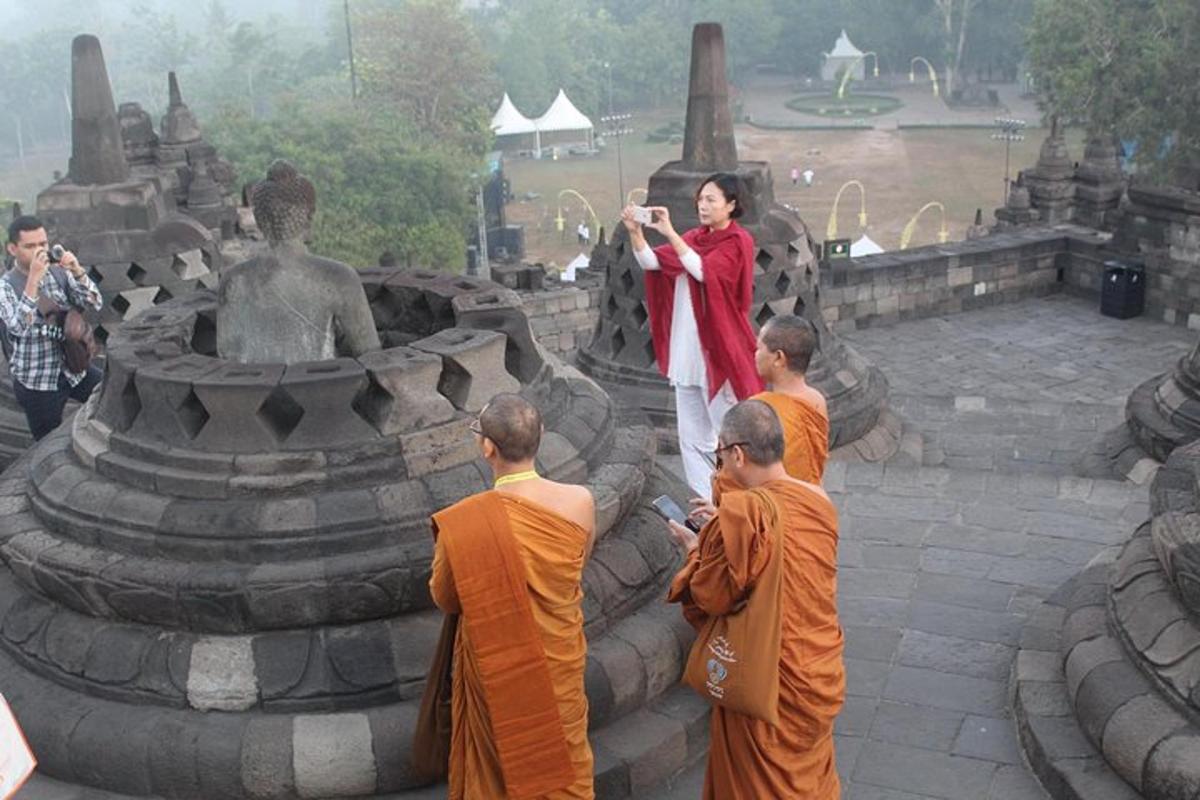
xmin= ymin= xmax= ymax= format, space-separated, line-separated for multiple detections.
xmin=1027 ymin=0 xmax=1199 ymax=181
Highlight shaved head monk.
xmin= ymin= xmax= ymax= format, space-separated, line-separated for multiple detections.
xmin=667 ymin=399 xmax=844 ymax=800
xmin=427 ymin=393 xmax=596 ymax=799
xmin=752 ymin=314 xmax=828 ymax=483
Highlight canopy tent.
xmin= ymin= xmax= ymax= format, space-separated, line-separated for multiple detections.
xmin=491 ymin=93 xmax=539 ymax=151
xmin=562 ymin=252 xmax=590 ymax=282
xmin=491 ymin=89 xmax=595 ymax=154
xmin=821 ymin=29 xmax=866 ymax=82
xmin=850 ymin=234 xmax=884 ymax=257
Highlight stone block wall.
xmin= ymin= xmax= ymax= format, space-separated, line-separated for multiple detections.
xmin=520 ymin=283 xmax=603 ymax=355
xmin=818 ymin=227 xmax=1104 ymax=333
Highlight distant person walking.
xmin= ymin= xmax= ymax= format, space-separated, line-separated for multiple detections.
xmin=802 ymin=168 xmax=815 ymax=187
xmin=622 ymin=173 xmax=763 ymax=498
xmin=790 ymin=166 xmax=800 ymax=186
xmin=577 ymin=221 xmax=590 ymax=247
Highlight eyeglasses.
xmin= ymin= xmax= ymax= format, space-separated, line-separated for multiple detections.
xmin=705 ymin=441 xmax=749 ymax=469
xmin=469 ymin=418 xmax=483 ymax=436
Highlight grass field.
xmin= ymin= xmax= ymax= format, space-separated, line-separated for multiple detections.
xmin=503 ymin=116 xmax=1086 ymax=266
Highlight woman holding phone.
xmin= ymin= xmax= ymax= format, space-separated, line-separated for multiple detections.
xmin=621 ymin=173 xmax=763 ymax=498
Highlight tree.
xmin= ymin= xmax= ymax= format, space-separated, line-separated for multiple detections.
xmin=933 ymin=0 xmax=974 ymax=93
xmin=1028 ymin=0 xmax=1199 ymax=183
xmin=355 ymin=0 xmax=496 ymax=151
xmin=207 ymin=98 xmax=482 ymax=270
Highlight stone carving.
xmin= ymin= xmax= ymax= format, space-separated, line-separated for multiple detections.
xmin=0 ymin=266 xmax=705 ymax=799
xmin=216 ymin=160 xmax=381 ymax=364
xmin=1024 ymin=117 xmax=1075 ymax=224
xmin=578 ymin=23 xmax=889 ymax=454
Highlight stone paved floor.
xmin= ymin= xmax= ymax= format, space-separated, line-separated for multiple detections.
xmin=653 ymin=295 xmax=1195 ymax=799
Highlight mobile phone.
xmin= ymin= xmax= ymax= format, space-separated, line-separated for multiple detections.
xmin=632 ymin=206 xmax=654 ymax=225
xmin=650 ymin=494 xmax=701 ymax=532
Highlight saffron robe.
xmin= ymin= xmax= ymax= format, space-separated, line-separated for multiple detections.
xmin=430 ymin=493 xmax=594 ymax=800
xmin=752 ymin=389 xmax=829 ymax=483
xmin=668 ymin=481 xmax=845 ymax=800
xmin=643 ymin=221 xmax=764 ymax=401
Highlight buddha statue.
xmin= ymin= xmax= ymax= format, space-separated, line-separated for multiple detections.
xmin=216 ymin=160 xmax=381 ymax=363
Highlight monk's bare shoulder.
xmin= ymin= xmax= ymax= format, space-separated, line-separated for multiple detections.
xmin=538 ymin=480 xmax=595 ymax=533
xmin=798 ymin=384 xmax=828 ymax=416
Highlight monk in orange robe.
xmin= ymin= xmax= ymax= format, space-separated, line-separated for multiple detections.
xmin=701 ymin=314 xmax=828 ymax=522
xmin=428 ymin=393 xmax=596 ymax=799
xmin=667 ymin=399 xmax=844 ymax=800
xmin=751 ymin=314 xmax=828 ymax=483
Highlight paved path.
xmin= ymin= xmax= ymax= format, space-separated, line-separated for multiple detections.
xmin=653 ymin=295 xmax=1194 ymax=799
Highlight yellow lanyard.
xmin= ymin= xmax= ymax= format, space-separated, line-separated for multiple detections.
xmin=494 ymin=470 xmax=539 ymax=488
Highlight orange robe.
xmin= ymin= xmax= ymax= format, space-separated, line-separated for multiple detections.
xmin=430 ymin=493 xmax=594 ymax=800
xmin=753 ymin=389 xmax=829 ymax=484
xmin=711 ymin=390 xmax=829 ymax=503
xmin=669 ymin=481 xmax=845 ymax=800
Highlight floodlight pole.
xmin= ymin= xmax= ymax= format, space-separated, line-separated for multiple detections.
xmin=601 ymin=112 xmax=633 ymax=212
xmin=344 ymin=0 xmax=358 ymax=100
xmin=992 ymin=117 xmax=1026 ymax=204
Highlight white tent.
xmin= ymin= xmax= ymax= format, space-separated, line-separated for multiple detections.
xmin=491 ymin=93 xmax=539 ymax=151
xmin=850 ymin=234 xmax=884 ymax=257
xmin=821 ymin=29 xmax=866 ymax=82
xmin=562 ymin=252 xmax=590 ymax=282
xmin=534 ymin=89 xmax=594 ymax=150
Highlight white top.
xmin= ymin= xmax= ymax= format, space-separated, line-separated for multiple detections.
xmin=490 ymin=93 xmax=537 ymax=136
xmin=826 ymin=29 xmax=864 ymax=58
xmin=636 ymin=245 xmax=707 ymax=387
xmin=535 ymin=89 xmax=594 ymax=132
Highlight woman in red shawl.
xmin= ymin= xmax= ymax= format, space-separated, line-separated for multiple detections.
xmin=621 ymin=173 xmax=763 ymax=498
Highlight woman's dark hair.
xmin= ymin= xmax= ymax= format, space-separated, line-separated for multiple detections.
xmin=695 ymin=173 xmax=745 ymax=219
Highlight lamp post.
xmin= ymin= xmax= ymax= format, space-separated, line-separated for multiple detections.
xmin=601 ymin=112 xmax=633 ymax=213
xmin=826 ymin=180 xmax=869 ymax=241
xmin=992 ymin=117 xmax=1026 ymax=205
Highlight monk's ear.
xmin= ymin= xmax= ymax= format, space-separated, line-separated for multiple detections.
xmin=478 ymin=435 xmax=495 ymax=461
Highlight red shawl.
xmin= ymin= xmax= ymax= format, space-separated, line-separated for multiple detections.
xmin=643 ymin=220 xmax=764 ymax=401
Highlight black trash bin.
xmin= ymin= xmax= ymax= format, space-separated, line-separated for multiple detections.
xmin=1100 ymin=259 xmax=1145 ymax=319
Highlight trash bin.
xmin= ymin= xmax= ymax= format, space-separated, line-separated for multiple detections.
xmin=1100 ymin=259 xmax=1145 ymax=319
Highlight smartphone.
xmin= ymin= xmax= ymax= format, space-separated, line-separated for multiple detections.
xmin=651 ymin=494 xmax=701 ymax=532
xmin=632 ymin=206 xmax=654 ymax=225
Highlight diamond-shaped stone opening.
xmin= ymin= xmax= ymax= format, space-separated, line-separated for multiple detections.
xmin=191 ymin=311 xmax=217 ymax=356
xmin=176 ymin=388 xmax=210 ymax=439
xmin=117 ymin=376 xmax=142 ymax=431
xmin=631 ymin=302 xmax=649 ymax=329
xmin=755 ymin=248 xmax=772 ymax=271
xmin=153 ymin=287 xmax=173 ymax=304
xmin=111 ymin=294 xmax=131 ymax=316
xmin=619 ymin=267 xmax=635 ymax=293
xmin=94 ymin=325 xmax=110 ymax=345
xmin=775 ymin=272 xmax=791 ymax=296
xmin=793 ymin=297 xmax=807 ymax=316
xmin=606 ymin=295 xmax=619 ymax=316
xmin=643 ymin=338 xmax=655 ymax=364
xmin=755 ymin=304 xmax=775 ymax=327
xmin=436 ymin=360 xmax=473 ymax=410
xmin=351 ymin=373 xmax=394 ymax=433
xmin=257 ymin=386 xmax=305 ymax=443
xmin=126 ymin=263 xmax=147 ymax=285
xmin=611 ymin=328 xmax=626 ymax=356
xmin=87 ymin=267 xmax=103 ymax=284
xmin=787 ymin=242 xmax=801 ymax=262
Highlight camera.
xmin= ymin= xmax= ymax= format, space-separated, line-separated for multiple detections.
xmin=46 ymin=244 xmax=65 ymax=264
xmin=632 ymin=206 xmax=654 ymax=225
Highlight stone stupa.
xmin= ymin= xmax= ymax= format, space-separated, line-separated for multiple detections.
xmin=578 ymin=23 xmax=891 ymax=458
xmin=0 ymin=172 xmax=711 ymax=799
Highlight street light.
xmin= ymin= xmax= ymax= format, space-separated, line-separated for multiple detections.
xmin=601 ymin=112 xmax=633 ymax=213
xmin=992 ymin=117 xmax=1026 ymax=205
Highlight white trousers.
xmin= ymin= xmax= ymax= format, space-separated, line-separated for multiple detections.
xmin=675 ymin=381 xmax=739 ymax=500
